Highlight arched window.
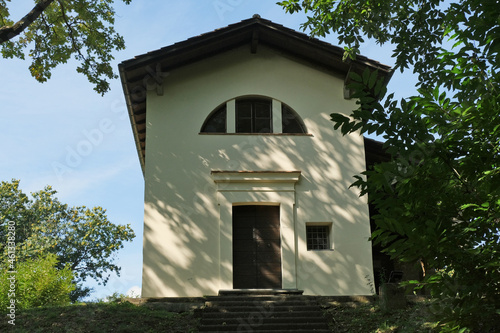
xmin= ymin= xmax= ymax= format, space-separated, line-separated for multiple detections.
xmin=200 ymin=96 xmax=307 ymax=134
xmin=200 ymin=104 xmax=226 ymax=133
xmin=282 ymin=103 xmax=307 ymax=134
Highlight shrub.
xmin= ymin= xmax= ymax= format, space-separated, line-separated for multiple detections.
xmin=0 ymin=254 xmax=75 ymax=310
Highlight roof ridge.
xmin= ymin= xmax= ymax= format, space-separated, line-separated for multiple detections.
xmin=121 ymin=15 xmax=391 ymax=72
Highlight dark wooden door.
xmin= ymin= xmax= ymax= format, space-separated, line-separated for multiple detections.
xmin=232 ymin=205 xmax=282 ymax=289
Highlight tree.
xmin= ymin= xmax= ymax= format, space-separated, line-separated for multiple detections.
xmin=0 ymin=0 xmax=131 ymax=94
xmin=0 ymin=179 xmax=136 ymax=301
xmin=279 ymin=0 xmax=500 ymax=331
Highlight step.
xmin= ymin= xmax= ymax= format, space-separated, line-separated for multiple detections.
xmin=205 ymin=295 xmax=314 ymax=301
xmin=201 ymin=316 xmax=327 ymax=325
xmin=204 ymin=299 xmax=314 ymax=308
xmin=201 ymin=310 xmax=324 ymax=318
xmin=199 ymin=322 xmax=329 ymax=331
xmin=203 ymin=305 xmax=321 ymax=313
xmin=205 ymin=295 xmax=334 ymax=305
xmin=218 ymin=289 xmax=304 ymax=296
xmin=206 ymin=295 xmax=306 ymax=301
xmin=204 ymin=296 xmax=319 ymax=308
xmin=200 ymin=330 xmax=330 ymax=333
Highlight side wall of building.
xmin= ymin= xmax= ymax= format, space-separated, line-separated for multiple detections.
xmin=142 ymin=45 xmax=374 ymax=297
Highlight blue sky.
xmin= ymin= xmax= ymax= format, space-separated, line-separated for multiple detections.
xmin=0 ymin=0 xmax=417 ymax=300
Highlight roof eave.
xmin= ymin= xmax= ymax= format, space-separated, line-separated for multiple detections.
xmin=119 ymin=63 xmax=146 ymax=175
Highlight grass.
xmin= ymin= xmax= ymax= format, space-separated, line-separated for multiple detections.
xmin=0 ymin=297 xmax=439 ymax=333
xmin=323 ymin=298 xmax=441 ymax=333
xmin=0 ymin=301 xmax=200 ymax=333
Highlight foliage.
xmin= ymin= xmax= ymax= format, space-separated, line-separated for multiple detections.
xmin=0 ymin=301 xmax=199 ymax=333
xmin=279 ymin=0 xmax=500 ymax=331
xmin=324 ymin=299 xmax=439 ymax=332
xmin=0 ymin=0 xmax=132 ymax=94
xmin=0 ymin=179 xmax=136 ymax=300
xmin=96 ymin=291 xmax=127 ymax=303
xmin=0 ymin=253 xmax=75 ymax=310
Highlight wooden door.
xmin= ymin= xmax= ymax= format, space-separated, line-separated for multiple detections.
xmin=232 ymin=205 xmax=282 ymax=289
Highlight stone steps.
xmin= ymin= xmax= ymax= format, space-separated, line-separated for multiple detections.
xmin=198 ymin=293 xmax=330 ymax=332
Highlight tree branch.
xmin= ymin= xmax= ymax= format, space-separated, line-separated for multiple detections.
xmin=56 ymin=0 xmax=86 ymax=61
xmin=0 ymin=0 xmax=55 ymax=44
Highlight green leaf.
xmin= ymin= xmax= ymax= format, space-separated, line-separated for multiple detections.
xmin=349 ymin=71 xmax=362 ymax=83
xmin=362 ymin=67 xmax=371 ymax=85
xmin=368 ymin=70 xmax=378 ymax=89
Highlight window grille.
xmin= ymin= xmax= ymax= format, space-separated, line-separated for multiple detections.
xmin=236 ymin=98 xmax=272 ymax=133
xmin=306 ymin=226 xmax=330 ymax=250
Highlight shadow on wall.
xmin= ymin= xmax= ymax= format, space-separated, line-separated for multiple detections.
xmin=142 ymin=112 xmax=373 ymax=296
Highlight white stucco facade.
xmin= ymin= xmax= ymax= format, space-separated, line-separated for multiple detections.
xmin=139 ymin=44 xmax=375 ymax=297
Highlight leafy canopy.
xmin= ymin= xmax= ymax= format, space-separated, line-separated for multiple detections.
xmin=279 ymin=0 xmax=500 ymax=331
xmin=0 ymin=179 xmax=136 ymax=300
xmin=0 ymin=0 xmax=131 ymax=94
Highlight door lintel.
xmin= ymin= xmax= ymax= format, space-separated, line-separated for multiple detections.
xmin=211 ymin=170 xmax=301 ymax=184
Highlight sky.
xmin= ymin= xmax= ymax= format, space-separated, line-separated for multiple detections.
xmin=0 ymin=0 xmax=417 ymax=300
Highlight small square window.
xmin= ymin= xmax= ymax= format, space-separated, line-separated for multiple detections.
xmin=306 ymin=225 xmax=330 ymax=250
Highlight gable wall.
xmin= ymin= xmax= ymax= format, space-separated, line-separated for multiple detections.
xmin=142 ymin=45 xmax=374 ymax=297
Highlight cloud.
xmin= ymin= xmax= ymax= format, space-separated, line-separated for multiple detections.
xmin=126 ymin=286 xmax=142 ymax=298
